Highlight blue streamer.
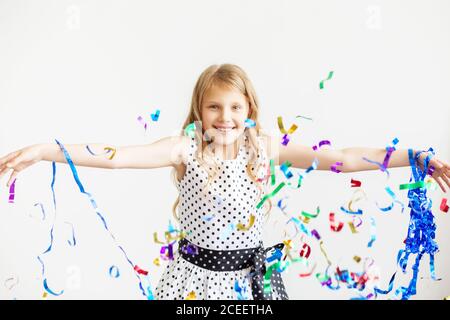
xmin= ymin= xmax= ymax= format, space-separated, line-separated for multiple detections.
xmin=289 ymin=217 xmax=311 ymax=236
xmin=37 ymin=161 xmax=62 ymax=296
xmin=339 ymin=206 xmax=363 ymax=215
xmin=54 ymin=139 xmax=147 ymax=297
xmin=381 ymin=148 xmax=439 ymax=300
xmin=109 ymin=265 xmax=120 ymax=278
xmin=65 ymin=221 xmax=76 ymax=247
xmin=362 ymin=157 xmax=390 ymax=178
xmin=367 ymin=217 xmax=376 ymax=248
xmin=43 ymin=278 xmax=64 ymax=296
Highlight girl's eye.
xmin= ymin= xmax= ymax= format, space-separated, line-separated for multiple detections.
xmin=233 ymin=105 xmax=241 ymax=110
xmin=209 ymin=105 xmax=218 ymax=109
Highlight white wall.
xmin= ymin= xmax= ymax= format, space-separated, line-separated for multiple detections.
xmin=0 ymin=0 xmax=449 ymax=300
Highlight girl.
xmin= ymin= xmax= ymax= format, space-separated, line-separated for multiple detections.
xmin=0 ymin=64 xmax=448 ymax=300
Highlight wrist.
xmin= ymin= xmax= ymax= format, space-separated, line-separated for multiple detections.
xmin=38 ymin=143 xmax=58 ymax=161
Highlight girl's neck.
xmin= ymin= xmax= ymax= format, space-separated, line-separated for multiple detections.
xmin=207 ymin=140 xmax=240 ymax=160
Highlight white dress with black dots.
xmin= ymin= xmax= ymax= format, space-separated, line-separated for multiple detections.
xmin=154 ymin=135 xmax=286 ymax=300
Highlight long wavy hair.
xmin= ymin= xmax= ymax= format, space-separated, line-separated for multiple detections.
xmin=171 ymin=64 xmax=272 ymax=220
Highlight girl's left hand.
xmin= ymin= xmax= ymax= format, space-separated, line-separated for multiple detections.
xmin=421 ymin=155 xmax=450 ymax=193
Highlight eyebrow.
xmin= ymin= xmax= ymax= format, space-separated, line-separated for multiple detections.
xmin=204 ymin=101 xmax=244 ymax=106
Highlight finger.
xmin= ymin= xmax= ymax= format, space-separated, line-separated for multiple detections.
xmin=442 ymin=173 xmax=450 ymax=191
xmin=0 ymin=167 xmax=10 ymax=181
xmin=434 ymin=176 xmax=446 ymax=193
xmin=6 ymin=155 xmax=23 ymax=169
xmin=7 ymin=171 xmax=18 ymax=188
xmin=0 ymin=152 xmax=17 ymax=167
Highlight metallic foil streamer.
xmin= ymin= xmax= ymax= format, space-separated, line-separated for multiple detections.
xmin=319 ymin=71 xmax=334 ymax=89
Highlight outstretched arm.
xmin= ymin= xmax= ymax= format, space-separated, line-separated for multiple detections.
xmin=275 ymin=139 xmax=449 ymax=192
xmin=0 ymin=136 xmax=189 ymax=186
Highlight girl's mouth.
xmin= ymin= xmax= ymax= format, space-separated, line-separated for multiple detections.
xmin=213 ymin=125 xmax=236 ymax=133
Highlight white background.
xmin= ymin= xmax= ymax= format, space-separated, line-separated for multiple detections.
xmin=0 ymin=0 xmax=449 ymax=300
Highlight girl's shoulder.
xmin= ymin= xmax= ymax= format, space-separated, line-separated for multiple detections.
xmin=256 ymin=132 xmax=279 ymax=161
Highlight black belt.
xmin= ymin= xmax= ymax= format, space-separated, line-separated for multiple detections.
xmin=178 ymin=238 xmax=289 ymax=300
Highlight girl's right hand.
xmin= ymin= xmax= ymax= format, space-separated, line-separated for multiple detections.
xmin=0 ymin=144 xmax=44 ymax=187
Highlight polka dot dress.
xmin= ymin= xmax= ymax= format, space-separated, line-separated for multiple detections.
xmin=154 ymin=135 xmax=286 ymax=300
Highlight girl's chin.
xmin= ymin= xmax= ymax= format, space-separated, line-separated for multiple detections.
xmin=211 ymin=132 xmax=241 ymax=146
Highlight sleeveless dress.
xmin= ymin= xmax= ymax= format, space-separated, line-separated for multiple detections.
xmin=154 ymin=135 xmax=288 ymax=300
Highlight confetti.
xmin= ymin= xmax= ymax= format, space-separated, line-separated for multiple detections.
xmin=244 ymin=118 xmax=256 ymax=128
xmin=64 ymin=221 xmax=76 ymax=247
xmin=234 ymin=279 xmax=249 ymax=300
xmin=311 ymin=229 xmax=321 ymax=240
xmin=299 ymin=262 xmax=317 ymax=277
xmin=353 ymin=256 xmax=361 ymax=263
xmin=150 ymin=109 xmax=160 ymax=121
xmin=353 ymin=216 xmax=363 ymax=227
xmin=134 ymin=265 xmax=149 ymax=276
xmin=181 ymin=243 xmax=199 ymax=256
xmin=281 ymin=134 xmax=290 ymax=146
xmin=312 ymin=140 xmax=331 ymax=151
xmin=109 ymin=266 xmax=120 ymax=278
xmin=236 ymin=214 xmax=255 ymax=231
xmin=54 ymin=139 xmax=148 ymax=297
xmin=137 ymin=116 xmax=148 ymax=131
xmin=348 ymin=222 xmax=358 ymax=234
xmin=277 ymin=116 xmax=298 ymax=135
xmin=86 ymin=145 xmax=116 ymax=160
xmin=399 ymin=180 xmax=433 ymax=190
xmin=8 ymin=179 xmax=16 ymax=203
xmin=288 ymin=217 xmax=311 ymax=237
xmin=305 ymin=158 xmax=319 ymax=174
xmin=43 ymin=278 xmax=64 ymax=296
xmin=393 ymin=149 xmax=439 ymax=299
xmin=4 ymin=276 xmax=19 ymax=291
xmin=295 ymin=115 xmax=313 ymax=121
xmin=376 ymin=186 xmax=405 ymax=213
xmin=186 ymin=291 xmax=197 ymax=300
xmin=201 ymin=214 xmax=215 ymax=222
xmin=340 ymin=206 xmax=363 ymax=215
xmin=299 ymin=243 xmax=311 ymax=258
xmin=351 ymin=179 xmax=361 ymax=188
xmin=153 ymin=258 xmax=160 ymax=266
xmin=256 ymin=182 xmax=286 ymax=209
xmin=319 ymin=241 xmax=332 ymax=266
xmin=220 ymin=223 xmax=236 ymax=240
xmin=367 ymin=217 xmax=376 ymax=248
xmin=270 ymin=159 xmax=276 ymax=186
xmin=280 ymin=161 xmax=293 ymax=179
xmin=331 ymin=162 xmax=343 ymax=173
xmin=160 ymin=242 xmax=175 ymax=260
xmin=184 ymin=122 xmax=196 ymax=138
xmin=319 ymin=71 xmax=334 ymax=89
xmin=301 ymin=206 xmax=320 ymax=219
xmin=440 ymin=198 xmax=449 ymax=213
xmin=31 ymin=203 xmax=46 ymax=221
xmin=329 ymin=213 xmax=344 ymax=232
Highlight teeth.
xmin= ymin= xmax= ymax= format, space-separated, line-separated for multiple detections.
xmin=216 ymin=127 xmax=234 ymax=132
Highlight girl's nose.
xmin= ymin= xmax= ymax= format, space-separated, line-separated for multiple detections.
xmin=220 ymin=108 xmax=232 ymax=121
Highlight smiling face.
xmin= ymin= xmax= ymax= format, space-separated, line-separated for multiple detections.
xmin=201 ymin=83 xmax=250 ymax=149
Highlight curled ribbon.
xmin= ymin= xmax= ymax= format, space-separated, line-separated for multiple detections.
xmin=319 ymin=71 xmax=334 ymax=89
xmin=236 ymin=214 xmax=255 ymax=231
xmin=8 ymin=179 xmax=16 ymax=203
xmin=331 ymin=162 xmax=343 ymax=173
xmin=184 ymin=122 xmax=196 ymax=138
xmin=150 ymin=109 xmax=160 ymax=121
xmin=440 ymin=198 xmax=449 ymax=213
xmin=329 ymin=213 xmax=344 ymax=232
xmin=277 ymin=116 xmax=298 ymax=135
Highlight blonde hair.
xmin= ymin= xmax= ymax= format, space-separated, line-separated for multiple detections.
xmin=171 ymin=64 xmax=272 ymax=220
